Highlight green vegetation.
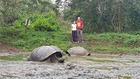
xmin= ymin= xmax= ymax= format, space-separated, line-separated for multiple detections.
xmin=64 ymin=0 xmax=140 ymax=33
xmin=123 ymin=76 xmax=132 ymax=79
xmin=30 ymin=11 xmax=60 ymax=31
xmin=0 ymin=54 xmax=28 ymax=61
xmin=83 ymin=33 xmax=140 ymax=53
xmin=117 ymin=75 xmax=132 ymax=79
xmin=0 ymin=27 xmax=72 ymax=51
xmin=86 ymin=58 xmax=117 ymax=63
xmin=95 ymin=66 xmax=115 ymax=70
xmin=0 ymin=9 xmax=72 ymax=51
xmin=0 ymin=0 xmax=139 ymax=54
xmin=89 ymin=55 xmax=118 ymax=58
xmin=0 ymin=26 xmax=139 ymax=53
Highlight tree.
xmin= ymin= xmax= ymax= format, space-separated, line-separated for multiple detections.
xmin=55 ymin=0 xmax=70 ymax=17
xmin=0 ymin=0 xmax=54 ymax=26
xmin=64 ymin=0 xmax=140 ymax=33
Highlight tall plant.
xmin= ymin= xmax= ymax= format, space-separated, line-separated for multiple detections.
xmin=64 ymin=0 xmax=140 ymax=33
xmin=0 ymin=0 xmax=54 ymax=26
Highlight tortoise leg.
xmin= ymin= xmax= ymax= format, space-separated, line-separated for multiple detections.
xmin=49 ymin=54 xmax=59 ymax=63
xmin=49 ymin=53 xmax=64 ymax=63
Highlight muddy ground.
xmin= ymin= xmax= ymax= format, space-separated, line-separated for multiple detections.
xmin=0 ymin=53 xmax=140 ymax=79
xmin=0 ymin=43 xmax=140 ymax=79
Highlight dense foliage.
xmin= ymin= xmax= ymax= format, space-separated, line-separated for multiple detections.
xmin=0 ymin=0 xmax=139 ymax=54
xmin=0 ymin=0 xmax=54 ymax=27
xmin=0 ymin=26 xmax=140 ymax=53
xmin=64 ymin=0 xmax=140 ymax=33
xmin=0 ymin=0 xmax=71 ymax=50
xmin=0 ymin=26 xmax=71 ymax=51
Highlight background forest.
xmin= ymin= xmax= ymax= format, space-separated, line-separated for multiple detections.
xmin=0 ymin=0 xmax=140 ymax=53
xmin=64 ymin=0 xmax=140 ymax=33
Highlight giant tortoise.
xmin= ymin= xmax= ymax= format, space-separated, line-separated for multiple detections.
xmin=28 ymin=46 xmax=64 ymax=63
xmin=66 ymin=46 xmax=90 ymax=56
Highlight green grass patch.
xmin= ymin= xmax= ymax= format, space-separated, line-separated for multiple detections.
xmin=0 ymin=26 xmax=140 ymax=54
xmin=117 ymin=75 xmax=132 ymax=79
xmin=86 ymin=58 xmax=117 ymax=62
xmin=90 ymin=55 xmax=118 ymax=58
xmin=1 ymin=75 xmax=16 ymax=79
xmin=95 ymin=66 xmax=114 ymax=70
xmin=0 ymin=26 xmax=72 ymax=51
xmin=0 ymin=54 xmax=29 ymax=61
xmin=83 ymin=32 xmax=140 ymax=54
xmin=123 ymin=76 xmax=132 ymax=79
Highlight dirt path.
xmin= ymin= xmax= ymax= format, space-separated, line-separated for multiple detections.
xmin=0 ymin=43 xmax=26 ymax=53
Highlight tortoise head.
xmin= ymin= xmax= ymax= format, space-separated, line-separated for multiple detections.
xmin=87 ymin=53 xmax=91 ymax=56
xmin=65 ymin=51 xmax=71 ymax=56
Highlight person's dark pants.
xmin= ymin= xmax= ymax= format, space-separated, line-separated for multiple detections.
xmin=77 ymin=30 xmax=84 ymax=43
xmin=72 ymin=30 xmax=77 ymax=42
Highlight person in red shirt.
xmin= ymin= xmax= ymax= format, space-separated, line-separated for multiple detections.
xmin=75 ymin=17 xmax=84 ymax=43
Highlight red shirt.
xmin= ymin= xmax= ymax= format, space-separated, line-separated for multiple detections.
xmin=76 ymin=20 xmax=83 ymax=30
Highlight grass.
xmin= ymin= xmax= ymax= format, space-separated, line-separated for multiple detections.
xmin=86 ymin=58 xmax=117 ymax=62
xmin=95 ymin=66 xmax=115 ymax=70
xmin=117 ymin=75 xmax=132 ymax=79
xmin=2 ymin=75 xmax=16 ymax=78
xmin=123 ymin=76 xmax=132 ymax=79
xmin=82 ymin=33 xmax=140 ymax=54
xmin=0 ymin=54 xmax=29 ymax=61
xmin=89 ymin=54 xmax=118 ymax=58
xmin=0 ymin=26 xmax=140 ymax=54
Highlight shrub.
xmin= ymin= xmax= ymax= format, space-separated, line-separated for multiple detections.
xmin=13 ymin=19 xmax=24 ymax=27
xmin=13 ymin=11 xmax=60 ymax=32
xmin=0 ymin=26 xmax=23 ymax=37
xmin=30 ymin=11 xmax=60 ymax=31
xmin=31 ymin=17 xmax=60 ymax=31
xmin=124 ymin=37 xmax=140 ymax=47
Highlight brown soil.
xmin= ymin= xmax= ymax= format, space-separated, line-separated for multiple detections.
xmin=0 ymin=43 xmax=27 ymax=53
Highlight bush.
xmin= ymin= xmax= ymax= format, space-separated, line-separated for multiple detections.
xmin=0 ymin=26 xmax=23 ymax=37
xmin=9 ymin=30 xmax=70 ymax=50
xmin=96 ymin=33 xmax=140 ymax=48
xmin=13 ymin=17 xmax=26 ymax=28
xmin=124 ymin=37 xmax=140 ymax=47
xmin=30 ymin=11 xmax=60 ymax=31
xmin=13 ymin=11 xmax=60 ymax=32
xmin=31 ymin=17 xmax=60 ymax=31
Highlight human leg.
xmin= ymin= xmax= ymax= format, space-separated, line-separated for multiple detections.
xmin=77 ymin=30 xmax=80 ymax=43
xmin=80 ymin=30 xmax=84 ymax=42
xmin=73 ymin=30 xmax=77 ymax=42
xmin=72 ymin=31 xmax=75 ymax=42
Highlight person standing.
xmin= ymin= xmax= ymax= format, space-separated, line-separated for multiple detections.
xmin=71 ymin=21 xmax=77 ymax=43
xmin=75 ymin=17 xmax=84 ymax=43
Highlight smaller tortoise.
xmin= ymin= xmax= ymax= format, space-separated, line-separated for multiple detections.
xmin=66 ymin=46 xmax=90 ymax=56
xmin=28 ymin=46 xmax=64 ymax=63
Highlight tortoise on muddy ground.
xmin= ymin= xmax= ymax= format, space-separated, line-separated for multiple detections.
xmin=28 ymin=46 xmax=64 ymax=63
xmin=66 ymin=46 xmax=91 ymax=56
